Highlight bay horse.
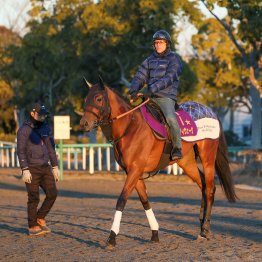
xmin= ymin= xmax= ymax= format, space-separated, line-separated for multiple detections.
xmin=80 ymin=78 xmax=237 ymax=248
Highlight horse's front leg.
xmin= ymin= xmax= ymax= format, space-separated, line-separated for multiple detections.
xmin=135 ymin=179 xmax=159 ymax=242
xmin=107 ymin=169 xmax=142 ymax=249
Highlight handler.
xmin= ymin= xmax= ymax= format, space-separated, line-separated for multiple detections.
xmin=17 ymin=103 xmax=59 ymax=236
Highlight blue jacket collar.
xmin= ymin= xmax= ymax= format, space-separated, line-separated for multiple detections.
xmin=153 ymin=47 xmax=171 ymax=57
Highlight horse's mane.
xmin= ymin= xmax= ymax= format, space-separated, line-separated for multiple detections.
xmin=106 ymin=86 xmax=131 ymax=106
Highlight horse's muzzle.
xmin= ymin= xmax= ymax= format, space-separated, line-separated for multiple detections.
xmin=80 ymin=118 xmax=90 ymax=131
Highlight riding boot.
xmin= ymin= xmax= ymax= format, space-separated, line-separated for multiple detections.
xmin=169 ymin=120 xmax=182 ymax=160
xmin=171 ymin=147 xmax=182 ymax=161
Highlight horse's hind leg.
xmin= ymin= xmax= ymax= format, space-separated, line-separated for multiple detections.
xmin=135 ymin=179 xmax=159 ymax=242
xmin=177 ymin=147 xmax=205 ymax=236
xmin=198 ymin=168 xmax=216 ymax=239
xmin=196 ymin=140 xmax=218 ymax=239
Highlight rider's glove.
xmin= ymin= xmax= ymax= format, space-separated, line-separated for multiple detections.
xmin=52 ymin=166 xmax=60 ymax=182
xmin=130 ymin=92 xmax=139 ymax=101
xmin=22 ymin=168 xmax=32 ymax=184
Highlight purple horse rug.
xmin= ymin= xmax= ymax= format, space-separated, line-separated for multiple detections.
xmin=140 ymin=102 xmax=220 ymax=142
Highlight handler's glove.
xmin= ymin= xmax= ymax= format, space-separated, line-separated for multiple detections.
xmin=22 ymin=168 xmax=32 ymax=184
xmin=52 ymin=166 xmax=60 ymax=182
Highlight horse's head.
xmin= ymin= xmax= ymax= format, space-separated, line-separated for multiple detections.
xmin=80 ymin=77 xmax=111 ymax=131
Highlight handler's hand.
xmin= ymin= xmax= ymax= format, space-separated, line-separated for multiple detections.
xmin=52 ymin=166 xmax=60 ymax=182
xmin=22 ymin=169 xmax=32 ymax=184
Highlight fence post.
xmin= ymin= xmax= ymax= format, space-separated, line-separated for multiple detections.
xmin=1 ymin=143 xmax=4 ymax=167
xmin=6 ymin=149 xmax=9 ymax=167
xmin=74 ymin=148 xmax=78 ymax=170
xmin=172 ymin=163 xmax=178 ymax=175
xmin=89 ymin=146 xmax=94 ymax=174
xmin=59 ymin=139 xmax=64 ymax=180
xmin=98 ymin=147 xmax=102 ymax=171
xmin=11 ymin=148 xmax=15 ymax=167
xmin=106 ymin=147 xmax=110 ymax=171
xmin=82 ymin=147 xmax=86 ymax=170
xmin=67 ymin=148 xmax=71 ymax=170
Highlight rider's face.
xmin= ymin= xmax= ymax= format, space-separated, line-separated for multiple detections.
xmin=31 ymin=111 xmax=47 ymax=122
xmin=154 ymin=40 xmax=167 ymax=54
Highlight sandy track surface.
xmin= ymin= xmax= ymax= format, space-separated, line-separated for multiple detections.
xmin=0 ymin=170 xmax=261 ymax=262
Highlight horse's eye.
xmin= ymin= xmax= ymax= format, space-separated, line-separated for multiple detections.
xmin=97 ymin=98 xmax=102 ymax=102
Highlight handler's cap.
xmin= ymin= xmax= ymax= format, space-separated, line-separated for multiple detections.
xmin=31 ymin=102 xmax=49 ymax=116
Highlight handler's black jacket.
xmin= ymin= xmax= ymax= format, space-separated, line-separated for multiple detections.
xmin=17 ymin=119 xmax=58 ymax=170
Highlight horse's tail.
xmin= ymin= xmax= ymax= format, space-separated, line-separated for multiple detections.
xmin=215 ymin=120 xmax=238 ymax=202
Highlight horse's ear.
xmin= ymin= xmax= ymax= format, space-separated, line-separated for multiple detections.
xmin=98 ymin=75 xmax=105 ymax=90
xmin=83 ymin=77 xmax=92 ymax=89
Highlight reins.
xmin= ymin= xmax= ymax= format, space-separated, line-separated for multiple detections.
xmin=110 ymin=98 xmax=150 ymax=122
xmin=90 ymin=97 xmax=149 ymax=146
xmin=104 ymin=98 xmax=150 ymax=145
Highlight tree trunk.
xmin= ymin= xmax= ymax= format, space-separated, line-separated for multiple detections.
xmin=250 ymin=87 xmax=262 ymax=148
xmin=229 ymin=107 xmax=234 ymax=132
xmin=13 ymin=107 xmax=19 ymax=134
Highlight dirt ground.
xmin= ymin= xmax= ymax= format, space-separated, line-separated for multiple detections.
xmin=0 ymin=168 xmax=261 ymax=262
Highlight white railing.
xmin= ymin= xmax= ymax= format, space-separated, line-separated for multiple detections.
xmin=0 ymin=141 xmax=18 ymax=168
xmin=0 ymin=141 xmax=183 ymax=175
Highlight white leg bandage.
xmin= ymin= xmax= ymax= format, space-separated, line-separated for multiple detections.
xmin=111 ymin=210 xmax=122 ymax=235
xmin=145 ymin=208 xmax=159 ymax=231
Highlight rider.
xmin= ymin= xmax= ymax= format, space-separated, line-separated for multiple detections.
xmin=129 ymin=29 xmax=183 ymax=160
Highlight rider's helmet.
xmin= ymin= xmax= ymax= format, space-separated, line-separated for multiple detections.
xmin=152 ymin=30 xmax=172 ymax=45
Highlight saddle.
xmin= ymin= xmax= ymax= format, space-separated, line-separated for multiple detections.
xmin=140 ymin=100 xmax=197 ymax=140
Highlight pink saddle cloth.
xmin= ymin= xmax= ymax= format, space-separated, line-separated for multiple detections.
xmin=140 ymin=105 xmax=197 ymax=139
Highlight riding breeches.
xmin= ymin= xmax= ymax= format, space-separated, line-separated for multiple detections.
xmin=152 ymin=97 xmax=182 ymax=149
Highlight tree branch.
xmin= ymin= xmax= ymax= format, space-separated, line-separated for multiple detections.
xmin=115 ymin=57 xmax=131 ymax=87
xmin=200 ymin=0 xmax=249 ymax=67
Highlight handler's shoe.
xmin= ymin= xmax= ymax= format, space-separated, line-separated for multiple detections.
xmin=37 ymin=218 xmax=51 ymax=233
xmin=28 ymin=226 xmax=45 ymax=236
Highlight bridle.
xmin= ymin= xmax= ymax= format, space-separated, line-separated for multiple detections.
xmin=83 ymin=91 xmax=149 ymax=144
xmin=83 ymin=91 xmax=111 ymax=128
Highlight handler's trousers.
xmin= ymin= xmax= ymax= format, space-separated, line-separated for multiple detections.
xmin=152 ymin=97 xmax=182 ymax=149
xmin=25 ymin=165 xmax=57 ymax=228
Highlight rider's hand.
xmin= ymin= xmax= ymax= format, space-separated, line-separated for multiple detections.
xmin=130 ymin=92 xmax=138 ymax=101
xmin=130 ymin=92 xmax=143 ymax=103
xmin=22 ymin=168 xmax=32 ymax=183
xmin=52 ymin=166 xmax=60 ymax=182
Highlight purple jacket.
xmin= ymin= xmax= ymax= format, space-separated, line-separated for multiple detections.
xmin=17 ymin=119 xmax=58 ymax=170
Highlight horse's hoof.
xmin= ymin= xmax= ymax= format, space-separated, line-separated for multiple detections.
xmin=106 ymin=230 xmax=116 ymax=249
xmin=197 ymin=234 xmax=208 ymax=241
xmin=106 ymin=243 xmax=116 ymax=251
xmin=150 ymin=230 xmax=160 ymax=243
xmin=106 ymin=238 xmax=116 ymax=251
